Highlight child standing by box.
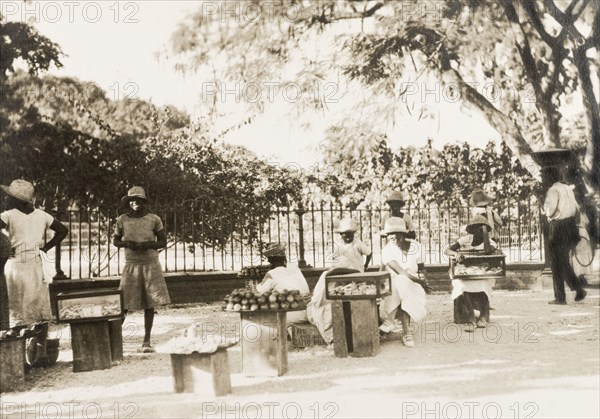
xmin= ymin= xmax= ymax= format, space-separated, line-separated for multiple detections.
xmin=113 ymin=186 xmax=170 ymax=353
xmin=331 ymin=218 xmax=372 ymax=272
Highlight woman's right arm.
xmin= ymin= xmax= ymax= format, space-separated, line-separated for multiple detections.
xmin=386 ymin=260 xmax=420 ymax=280
xmin=445 ymin=242 xmax=464 ymax=262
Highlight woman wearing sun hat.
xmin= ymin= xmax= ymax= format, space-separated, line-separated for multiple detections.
xmin=381 ymin=191 xmax=417 ymax=240
xmin=378 ymin=217 xmax=428 ymax=347
xmin=470 ymin=189 xmax=503 ymax=243
xmin=113 ymin=186 xmax=170 ymax=353
xmin=0 ymin=179 xmax=68 ymax=363
xmin=445 ymin=215 xmax=496 ymax=331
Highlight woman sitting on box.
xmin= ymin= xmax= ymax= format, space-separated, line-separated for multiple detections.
xmin=379 ymin=218 xmax=428 ymax=347
xmin=445 ymin=215 xmax=496 ymax=332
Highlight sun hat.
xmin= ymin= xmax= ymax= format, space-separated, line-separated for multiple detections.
xmin=385 ymin=191 xmax=405 ymax=203
xmin=335 ymin=218 xmax=357 ymax=233
xmin=0 ymin=179 xmax=35 ymax=204
xmin=263 ymin=243 xmax=287 ymax=258
xmin=120 ymin=186 xmax=148 ymax=207
xmin=469 ymin=190 xmax=495 ymax=207
xmin=380 ymin=217 xmax=408 ymax=236
xmin=466 ymin=215 xmax=492 ymax=234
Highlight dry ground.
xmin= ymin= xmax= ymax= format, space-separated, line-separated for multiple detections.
xmin=1 ymin=289 xmax=599 ymax=419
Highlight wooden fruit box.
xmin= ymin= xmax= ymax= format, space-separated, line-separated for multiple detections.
xmin=325 ymin=271 xmax=391 ymax=300
xmin=54 ymin=289 xmax=124 ymax=324
xmin=449 ymin=250 xmax=506 ymax=280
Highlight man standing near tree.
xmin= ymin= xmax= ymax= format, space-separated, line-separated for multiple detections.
xmin=543 ymin=167 xmax=586 ymax=305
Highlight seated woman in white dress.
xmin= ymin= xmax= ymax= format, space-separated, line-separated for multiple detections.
xmin=379 ymin=218 xmax=428 ymax=348
xmin=254 ymin=243 xmax=309 ymax=324
xmin=445 ymin=215 xmax=496 ymax=332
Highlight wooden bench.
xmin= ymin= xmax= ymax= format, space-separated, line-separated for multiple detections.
xmin=332 ymin=299 xmax=380 ymax=357
xmin=170 ymin=348 xmax=231 ymax=396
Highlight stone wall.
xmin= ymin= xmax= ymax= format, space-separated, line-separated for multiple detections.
xmin=49 ymin=263 xmax=546 ymax=306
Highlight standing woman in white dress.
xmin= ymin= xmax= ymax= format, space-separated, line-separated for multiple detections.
xmin=379 ymin=217 xmax=428 ymax=347
xmin=0 ymin=180 xmax=68 ymax=364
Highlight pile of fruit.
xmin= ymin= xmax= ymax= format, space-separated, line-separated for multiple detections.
xmin=59 ymin=301 xmax=121 ymax=320
xmin=237 ymin=265 xmax=271 ymax=280
xmin=328 ymin=281 xmax=378 ymax=296
xmin=454 ymin=264 xmax=503 ymax=276
xmin=224 ymin=288 xmax=307 ymax=311
xmin=156 ymin=324 xmax=239 ymax=355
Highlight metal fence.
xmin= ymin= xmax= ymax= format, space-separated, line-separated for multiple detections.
xmin=47 ymin=198 xmax=544 ymax=279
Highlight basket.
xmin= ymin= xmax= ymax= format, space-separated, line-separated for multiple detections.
xmin=25 ymin=338 xmax=60 ymax=367
xmin=289 ymin=323 xmax=326 ymax=348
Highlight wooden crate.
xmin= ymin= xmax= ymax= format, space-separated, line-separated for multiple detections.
xmin=332 ymin=299 xmax=380 ymax=358
xmin=70 ymin=320 xmax=112 ymax=373
xmin=326 ymin=272 xmax=391 ymax=300
xmin=450 ymin=251 xmax=506 ymax=280
xmin=240 ymin=311 xmax=288 ymax=376
xmin=0 ymin=337 xmax=25 ymax=393
xmin=289 ymin=323 xmax=326 ymax=348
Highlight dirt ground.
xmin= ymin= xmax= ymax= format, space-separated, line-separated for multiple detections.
xmin=1 ymin=288 xmax=599 ymax=419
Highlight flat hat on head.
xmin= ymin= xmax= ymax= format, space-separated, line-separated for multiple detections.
xmin=120 ymin=186 xmax=148 ymax=207
xmin=0 ymin=179 xmax=35 ymax=204
xmin=380 ymin=217 xmax=408 ymax=236
xmin=263 ymin=243 xmax=286 ymax=258
xmin=466 ymin=215 xmax=492 ymax=234
xmin=469 ymin=189 xmax=494 ymax=207
xmin=385 ymin=191 xmax=405 ymax=203
xmin=335 ymin=218 xmax=357 ymax=233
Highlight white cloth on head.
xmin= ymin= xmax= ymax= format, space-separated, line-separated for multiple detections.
xmin=257 ymin=265 xmax=309 ymax=323
xmin=379 ymin=241 xmax=427 ymax=322
xmin=451 ymin=235 xmax=497 ymax=300
xmin=331 ymin=238 xmax=371 ymax=272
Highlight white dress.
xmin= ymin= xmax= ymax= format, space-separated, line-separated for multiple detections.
xmin=257 ymin=265 xmax=310 ymax=323
xmin=380 ymin=241 xmax=427 ymax=322
xmin=451 ymin=235 xmax=497 ymax=300
xmin=306 ymin=270 xmax=333 ymax=343
xmin=1 ymin=209 xmax=55 ymax=326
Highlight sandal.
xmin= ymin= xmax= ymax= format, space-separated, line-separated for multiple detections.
xmin=401 ymin=334 xmax=415 ymax=347
xmin=138 ymin=343 xmax=155 ymax=353
xmin=476 ymin=318 xmax=488 ymax=328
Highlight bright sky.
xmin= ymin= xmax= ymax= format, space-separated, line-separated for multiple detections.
xmin=3 ymin=0 xmax=503 ymax=168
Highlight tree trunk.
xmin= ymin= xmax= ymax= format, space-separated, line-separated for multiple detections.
xmin=573 ymin=46 xmax=600 ymax=192
xmin=540 ymin=99 xmax=562 ymax=148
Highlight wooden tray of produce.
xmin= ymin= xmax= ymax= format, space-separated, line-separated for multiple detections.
xmin=450 ymin=250 xmax=506 ymax=280
xmin=223 ymin=288 xmax=308 ymax=312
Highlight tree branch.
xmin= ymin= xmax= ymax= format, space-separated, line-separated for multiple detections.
xmin=522 ymin=0 xmax=558 ymax=48
xmin=542 ymin=0 xmax=587 ymax=43
xmin=501 ymin=2 xmax=544 ymax=100
xmin=439 ymin=68 xmax=535 ymax=164
xmin=312 ymin=2 xmax=384 ymax=24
